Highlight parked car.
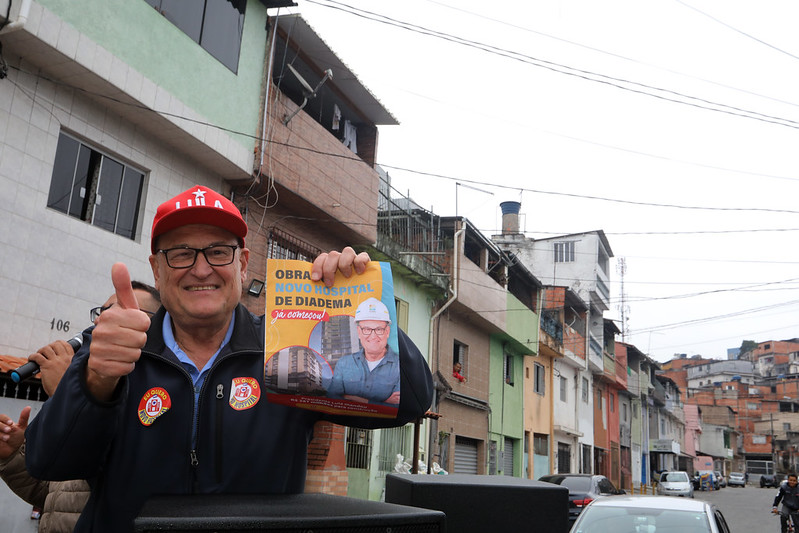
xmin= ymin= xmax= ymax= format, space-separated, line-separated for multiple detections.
xmin=570 ymin=495 xmax=731 ymax=533
xmin=657 ymin=470 xmax=694 ymax=498
xmin=714 ymin=471 xmax=726 ymax=488
xmin=538 ymin=473 xmax=625 ymax=528
xmin=727 ymin=471 xmax=746 ymax=487
xmin=761 ymin=473 xmax=780 ymax=488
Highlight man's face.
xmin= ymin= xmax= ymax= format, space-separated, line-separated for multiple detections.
xmin=789 ymin=476 xmax=797 ymax=487
xmin=93 ymin=290 xmax=160 ymax=325
xmin=149 ymin=224 xmax=248 ymax=330
xmin=133 ymin=289 xmax=161 ymax=317
xmin=357 ymin=319 xmax=390 ymax=357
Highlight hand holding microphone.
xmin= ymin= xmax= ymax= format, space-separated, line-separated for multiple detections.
xmin=11 ymin=333 xmax=83 ymax=383
xmin=10 ymin=335 xmax=83 ymax=394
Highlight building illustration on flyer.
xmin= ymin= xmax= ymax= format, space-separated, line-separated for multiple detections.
xmin=264 ymin=259 xmax=399 ymax=418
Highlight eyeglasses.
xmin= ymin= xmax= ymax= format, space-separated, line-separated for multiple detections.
xmin=90 ymin=304 xmax=113 ymax=322
xmin=157 ymin=245 xmax=239 ymax=269
xmin=90 ymin=304 xmax=155 ymax=321
xmin=358 ymin=326 xmax=387 ymax=336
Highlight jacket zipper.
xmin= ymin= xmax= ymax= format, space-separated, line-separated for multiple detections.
xmin=141 ymin=347 xmax=256 ymax=492
xmin=216 ymin=383 xmax=224 ymax=483
xmin=140 ymin=349 xmax=199 ymax=493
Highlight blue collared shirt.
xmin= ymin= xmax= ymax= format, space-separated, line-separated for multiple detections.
xmin=163 ymin=311 xmax=235 ymax=443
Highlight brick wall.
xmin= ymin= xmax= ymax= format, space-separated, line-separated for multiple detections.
xmin=304 ymin=421 xmax=349 ymax=496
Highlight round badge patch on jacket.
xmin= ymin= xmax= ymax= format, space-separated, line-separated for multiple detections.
xmin=229 ymin=377 xmax=261 ymax=410
xmin=138 ymin=387 xmax=172 ymax=426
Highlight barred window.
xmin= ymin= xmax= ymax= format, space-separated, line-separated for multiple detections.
xmin=345 ymin=427 xmax=372 ymax=469
xmin=378 ymin=426 xmax=412 ymax=472
xmin=266 ymin=228 xmax=321 ymax=261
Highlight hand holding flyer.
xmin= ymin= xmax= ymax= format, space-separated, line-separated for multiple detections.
xmin=264 ymin=258 xmax=399 ymax=418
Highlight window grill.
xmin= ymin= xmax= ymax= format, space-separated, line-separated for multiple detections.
xmin=345 ymin=427 xmax=372 ymax=469
xmin=266 ymin=228 xmax=321 ymax=261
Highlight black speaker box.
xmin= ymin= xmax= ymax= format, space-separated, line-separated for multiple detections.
xmin=385 ymin=473 xmax=569 ymax=533
xmin=134 ymin=493 xmax=446 ymax=532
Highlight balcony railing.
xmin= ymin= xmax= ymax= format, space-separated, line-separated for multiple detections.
xmin=541 ymin=310 xmax=563 ymax=344
xmin=377 ymin=182 xmax=447 ymax=272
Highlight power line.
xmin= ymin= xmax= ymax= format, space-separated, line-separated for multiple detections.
xmin=674 ymin=0 xmax=799 ymax=62
xmin=632 ymin=299 xmax=799 ymax=334
xmin=379 ymin=163 xmax=799 ymax=216
xmin=425 ymin=0 xmax=799 ymax=113
xmin=306 ymin=0 xmax=799 ymax=131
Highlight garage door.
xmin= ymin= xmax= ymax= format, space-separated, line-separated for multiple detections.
xmin=503 ymin=437 xmax=515 ymax=476
xmin=454 ymin=436 xmax=479 ymax=474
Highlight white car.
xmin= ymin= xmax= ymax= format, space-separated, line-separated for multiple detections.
xmin=657 ymin=471 xmax=694 ymax=498
xmin=727 ymin=471 xmax=746 ymax=487
xmin=570 ymin=495 xmax=731 ymax=533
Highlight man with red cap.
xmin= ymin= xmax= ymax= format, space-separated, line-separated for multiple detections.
xmin=26 ymin=185 xmax=433 ymax=533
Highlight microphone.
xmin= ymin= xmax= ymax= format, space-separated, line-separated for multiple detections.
xmin=10 ymin=332 xmax=84 ymax=383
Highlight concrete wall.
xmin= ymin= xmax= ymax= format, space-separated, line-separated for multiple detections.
xmin=0 ymin=59 xmax=229 ymax=357
xmin=37 ymin=0 xmax=269 ymax=152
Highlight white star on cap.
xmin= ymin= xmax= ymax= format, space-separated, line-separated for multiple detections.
xmin=193 ymin=189 xmax=206 ymax=201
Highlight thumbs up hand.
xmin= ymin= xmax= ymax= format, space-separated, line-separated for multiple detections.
xmin=86 ymin=263 xmax=151 ymax=401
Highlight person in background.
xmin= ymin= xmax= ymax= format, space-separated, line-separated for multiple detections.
xmin=773 ymin=472 xmax=799 ymax=533
xmin=327 ymin=297 xmax=400 ymax=404
xmin=0 ymin=282 xmax=160 ymax=533
xmin=24 ymin=185 xmax=433 ymax=532
xmin=453 ymin=362 xmax=466 ymax=383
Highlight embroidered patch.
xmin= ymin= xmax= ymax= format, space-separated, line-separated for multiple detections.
xmin=138 ymin=387 xmax=171 ymax=426
xmin=229 ymin=377 xmax=261 ymax=411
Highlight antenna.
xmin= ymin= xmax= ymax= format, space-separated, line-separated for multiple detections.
xmin=283 ymin=65 xmax=334 ymax=126
xmin=617 ymin=257 xmax=629 ymax=342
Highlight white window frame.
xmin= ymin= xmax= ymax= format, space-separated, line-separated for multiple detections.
xmin=554 ymin=241 xmax=576 ymax=263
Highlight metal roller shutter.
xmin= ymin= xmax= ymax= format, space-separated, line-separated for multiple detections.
xmin=503 ymin=437 xmax=515 ymax=476
xmin=454 ymin=436 xmax=479 ymax=474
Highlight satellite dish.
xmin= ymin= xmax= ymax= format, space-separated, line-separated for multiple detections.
xmin=282 ymin=65 xmax=334 ymax=126
xmin=286 ymin=63 xmax=314 ymax=95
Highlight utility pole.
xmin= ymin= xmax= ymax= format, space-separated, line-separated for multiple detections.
xmin=771 ymin=412 xmax=777 ymax=472
xmin=616 ymin=258 xmax=629 ymax=342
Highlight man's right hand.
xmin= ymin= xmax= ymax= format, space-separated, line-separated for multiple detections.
xmin=86 ymin=263 xmax=150 ymax=401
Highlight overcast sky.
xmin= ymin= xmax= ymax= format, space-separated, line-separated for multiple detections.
xmin=287 ymin=0 xmax=799 ymax=363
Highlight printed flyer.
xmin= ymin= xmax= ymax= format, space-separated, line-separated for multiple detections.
xmin=264 ymin=258 xmax=399 ymax=418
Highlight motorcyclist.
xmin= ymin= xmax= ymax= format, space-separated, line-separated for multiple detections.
xmin=773 ymin=473 xmax=799 ymax=533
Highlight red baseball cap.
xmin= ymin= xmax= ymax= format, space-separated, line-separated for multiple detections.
xmin=150 ymin=185 xmax=247 ymax=253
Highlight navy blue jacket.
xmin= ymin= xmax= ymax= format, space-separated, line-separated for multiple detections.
xmin=26 ymin=304 xmax=433 ymax=532
xmin=775 ymin=481 xmax=799 ymax=511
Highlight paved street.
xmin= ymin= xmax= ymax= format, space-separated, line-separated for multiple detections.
xmin=694 ymin=484 xmax=779 ymax=532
